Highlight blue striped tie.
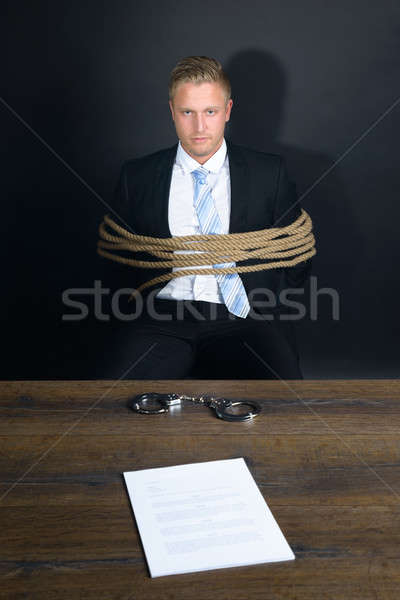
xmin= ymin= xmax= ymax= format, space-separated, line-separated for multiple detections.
xmin=191 ymin=166 xmax=250 ymax=318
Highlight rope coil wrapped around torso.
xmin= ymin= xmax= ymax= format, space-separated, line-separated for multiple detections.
xmin=97 ymin=208 xmax=316 ymax=299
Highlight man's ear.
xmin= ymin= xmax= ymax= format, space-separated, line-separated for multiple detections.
xmin=225 ymin=98 xmax=233 ymax=122
xmin=169 ymin=100 xmax=175 ymax=122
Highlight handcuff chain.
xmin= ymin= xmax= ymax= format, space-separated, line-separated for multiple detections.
xmin=179 ymin=394 xmax=209 ymax=406
xmin=179 ymin=394 xmax=231 ymax=410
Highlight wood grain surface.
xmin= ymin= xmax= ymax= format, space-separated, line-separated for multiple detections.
xmin=1 ymin=380 xmax=400 ymax=599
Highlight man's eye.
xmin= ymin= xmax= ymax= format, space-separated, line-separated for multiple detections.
xmin=183 ymin=111 xmax=191 ymax=115
xmin=207 ymin=110 xmax=215 ymax=115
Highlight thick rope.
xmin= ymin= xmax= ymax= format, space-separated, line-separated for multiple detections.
xmin=97 ymin=208 xmax=316 ymax=300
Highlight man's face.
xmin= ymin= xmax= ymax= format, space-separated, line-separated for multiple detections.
xmin=169 ymin=81 xmax=233 ymax=164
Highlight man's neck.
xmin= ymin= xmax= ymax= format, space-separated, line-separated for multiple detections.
xmin=181 ymin=137 xmax=224 ymax=165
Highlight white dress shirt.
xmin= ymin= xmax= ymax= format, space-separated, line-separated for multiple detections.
xmin=156 ymin=137 xmax=231 ymax=303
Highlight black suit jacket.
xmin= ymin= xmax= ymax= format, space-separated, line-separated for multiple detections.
xmin=106 ymin=137 xmax=312 ymax=317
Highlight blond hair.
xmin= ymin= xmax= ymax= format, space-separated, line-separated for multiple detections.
xmin=168 ymin=56 xmax=231 ymax=105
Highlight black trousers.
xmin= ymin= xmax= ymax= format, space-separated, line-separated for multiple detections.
xmin=100 ymin=298 xmax=303 ymax=380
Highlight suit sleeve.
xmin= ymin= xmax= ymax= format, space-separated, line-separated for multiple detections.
xmin=98 ymin=163 xmax=137 ymax=297
xmin=272 ymin=157 xmax=313 ymax=287
xmin=111 ymin=162 xmax=135 ymax=232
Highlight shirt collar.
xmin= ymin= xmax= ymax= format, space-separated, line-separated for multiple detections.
xmin=175 ymin=138 xmax=227 ymax=175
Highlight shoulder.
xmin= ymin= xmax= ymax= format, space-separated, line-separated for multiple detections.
xmin=120 ymin=144 xmax=178 ymax=177
xmin=226 ymin=139 xmax=284 ymax=171
xmin=226 ymin=139 xmax=282 ymax=162
xmin=226 ymin=140 xmax=287 ymax=189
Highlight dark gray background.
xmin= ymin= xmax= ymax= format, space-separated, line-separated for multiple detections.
xmin=1 ymin=1 xmax=399 ymax=379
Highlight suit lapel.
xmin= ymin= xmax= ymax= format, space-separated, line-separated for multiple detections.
xmin=153 ymin=142 xmax=178 ymax=238
xmin=226 ymin=138 xmax=249 ymax=233
xmin=153 ymin=138 xmax=249 ymax=237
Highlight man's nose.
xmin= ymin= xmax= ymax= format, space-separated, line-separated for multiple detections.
xmin=195 ymin=114 xmax=206 ymax=132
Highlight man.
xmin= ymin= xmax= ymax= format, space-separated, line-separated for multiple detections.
xmin=100 ymin=56 xmax=313 ymax=380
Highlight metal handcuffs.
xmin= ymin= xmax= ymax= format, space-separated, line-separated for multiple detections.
xmin=130 ymin=393 xmax=261 ymax=422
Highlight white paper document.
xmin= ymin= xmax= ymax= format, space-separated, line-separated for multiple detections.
xmin=123 ymin=458 xmax=295 ymax=577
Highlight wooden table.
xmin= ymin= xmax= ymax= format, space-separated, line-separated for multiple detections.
xmin=1 ymin=380 xmax=400 ymax=599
